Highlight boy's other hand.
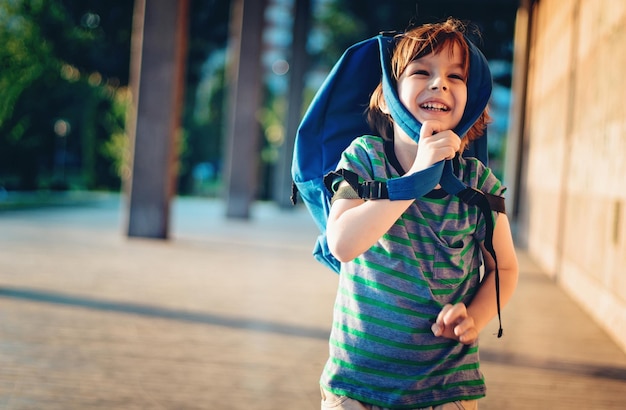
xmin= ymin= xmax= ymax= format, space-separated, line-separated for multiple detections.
xmin=431 ymin=303 xmax=478 ymax=345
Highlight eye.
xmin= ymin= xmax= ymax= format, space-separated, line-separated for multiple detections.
xmin=449 ymin=73 xmax=465 ymax=81
xmin=411 ymin=69 xmax=429 ymax=77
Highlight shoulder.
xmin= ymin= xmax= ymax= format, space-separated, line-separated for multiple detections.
xmin=338 ymin=135 xmax=388 ymax=176
xmin=344 ymin=135 xmax=385 ymax=155
xmin=458 ymin=156 xmax=506 ymax=196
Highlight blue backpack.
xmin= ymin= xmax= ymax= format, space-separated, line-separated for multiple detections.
xmin=291 ymin=32 xmax=505 ymax=336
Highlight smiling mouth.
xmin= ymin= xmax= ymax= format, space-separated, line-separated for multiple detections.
xmin=420 ymin=102 xmax=450 ymax=112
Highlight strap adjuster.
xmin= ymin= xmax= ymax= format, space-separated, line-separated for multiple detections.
xmin=358 ymin=180 xmax=389 ymax=199
xmin=457 ymin=187 xmax=483 ymax=206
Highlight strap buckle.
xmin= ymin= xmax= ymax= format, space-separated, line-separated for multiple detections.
xmin=358 ymin=180 xmax=389 ymax=199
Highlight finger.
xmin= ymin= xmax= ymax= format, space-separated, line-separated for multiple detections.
xmin=447 ymin=306 xmax=477 ymax=344
xmin=446 ymin=138 xmax=461 ymax=159
xmin=420 ymin=120 xmax=442 ymax=140
xmin=423 ymin=134 xmax=459 ymax=161
xmin=455 ymin=316 xmax=477 ymax=344
xmin=442 ymin=303 xmax=468 ymax=327
xmin=452 ymin=315 xmax=475 ymax=337
xmin=431 ymin=321 xmax=443 ymax=337
xmin=436 ymin=304 xmax=454 ymax=325
xmin=433 ymin=130 xmax=460 ymax=159
xmin=432 ymin=304 xmax=453 ymax=337
xmin=457 ymin=327 xmax=478 ymax=345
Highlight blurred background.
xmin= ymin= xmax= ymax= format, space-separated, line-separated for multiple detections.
xmin=0 ymin=0 xmax=515 ymax=199
xmin=1 ymin=0 xmax=626 ymax=408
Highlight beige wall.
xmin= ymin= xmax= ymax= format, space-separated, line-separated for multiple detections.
xmin=517 ymin=0 xmax=626 ymax=350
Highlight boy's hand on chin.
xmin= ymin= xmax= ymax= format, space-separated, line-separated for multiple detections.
xmin=412 ymin=120 xmax=460 ymax=172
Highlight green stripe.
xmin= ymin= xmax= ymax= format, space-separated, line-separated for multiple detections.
xmin=368 ymin=244 xmax=427 ymax=267
xmin=406 ymin=232 xmax=438 ymax=247
xmin=358 ymin=138 xmax=385 ymax=168
xmin=419 ymin=195 xmax=450 ymax=206
xmin=329 ymin=337 xmax=477 ymax=367
xmin=434 ymin=259 xmax=465 ymax=271
xmin=477 ymin=166 xmax=490 ymax=189
xmin=328 ymin=356 xmax=480 ymax=381
xmin=352 ymin=258 xmax=433 ymax=291
xmin=459 ymin=242 xmax=473 ymax=258
xmin=490 ymin=182 xmax=503 ymax=195
xmin=324 ymin=371 xmax=484 ymax=397
xmin=440 ymin=225 xmax=475 ymax=237
xmin=421 ymin=208 xmax=471 ymax=223
xmin=343 ymin=152 xmax=370 ymax=175
xmin=403 ymin=213 xmax=433 ymax=228
xmin=379 ymin=232 xmax=413 ymax=248
xmin=339 ymin=287 xmax=432 ymax=319
xmin=337 ymin=304 xmax=423 ymax=333
xmin=468 ymin=164 xmax=478 ymax=181
xmin=343 ymin=270 xmax=435 ymax=306
xmin=352 ymin=256 xmax=480 ymax=295
xmin=334 ymin=322 xmax=456 ymax=351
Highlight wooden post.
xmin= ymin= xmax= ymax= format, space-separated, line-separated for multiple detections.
xmin=273 ymin=0 xmax=311 ymax=208
xmin=504 ymin=0 xmax=534 ymax=219
xmin=223 ymin=0 xmax=267 ymax=219
xmin=126 ymin=0 xmax=189 ymax=238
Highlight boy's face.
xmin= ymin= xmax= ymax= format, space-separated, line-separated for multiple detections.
xmin=396 ymin=43 xmax=467 ymax=132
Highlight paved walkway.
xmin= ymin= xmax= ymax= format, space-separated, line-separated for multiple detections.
xmin=1 ymin=194 xmax=626 ymax=409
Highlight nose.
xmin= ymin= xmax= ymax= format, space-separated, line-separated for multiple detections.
xmin=430 ymin=75 xmax=448 ymax=91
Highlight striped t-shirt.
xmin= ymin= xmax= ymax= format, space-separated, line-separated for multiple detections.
xmin=321 ymin=135 xmax=505 ymax=409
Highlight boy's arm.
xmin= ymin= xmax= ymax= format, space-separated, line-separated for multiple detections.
xmin=326 ymin=191 xmax=414 ymax=262
xmin=432 ymin=212 xmax=519 ymax=343
xmin=328 ymin=121 xmax=460 ymax=262
xmin=470 ymin=212 xmax=519 ymax=333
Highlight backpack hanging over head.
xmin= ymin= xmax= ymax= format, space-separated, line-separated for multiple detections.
xmin=291 ymin=31 xmax=505 ymax=336
xmin=291 ymin=32 xmax=491 ymax=272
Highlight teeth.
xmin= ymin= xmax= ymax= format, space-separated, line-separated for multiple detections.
xmin=421 ymin=102 xmax=449 ymax=111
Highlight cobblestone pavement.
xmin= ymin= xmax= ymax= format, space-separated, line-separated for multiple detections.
xmin=1 ymin=195 xmax=626 ymax=409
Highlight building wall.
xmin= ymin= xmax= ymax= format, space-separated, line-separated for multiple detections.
xmin=519 ymin=0 xmax=626 ymax=350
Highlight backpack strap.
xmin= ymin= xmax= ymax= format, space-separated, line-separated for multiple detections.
xmin=457 ymin=187 xmax=504 ymax=338
xmin=485 ymin=193 xmax=506 ymax=214
xmin=325 ymin=167 xmax=505 ymax=338
xmin=325 ymin=164 xmax=446 ymax=201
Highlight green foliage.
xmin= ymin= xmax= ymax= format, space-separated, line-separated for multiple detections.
xmin=313 ymin=1 xmax=365 ymax=64
xmin=0 ymin=0 xmax=133 ymax=191
xmin=0 ymin=0 xmax=233 ymax=194
xmin=177 ymin=0 xmax=231 ymax=195
xmin=0 ymin=1 xmax=56 ymax=129
xmin=101 ymin=88 xmax=132 ymax=182
xmin=178 ymin=61 xmax=227 ymax=196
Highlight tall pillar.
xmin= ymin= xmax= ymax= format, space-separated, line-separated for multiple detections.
xmin=126 ymin=0 xmax=189 ymax=238
xmin=223 ymin=0 xmax=267 ymax=219
xmin=273 ymin=0 xmax=311 ymax=208
xmin=504 ymin=0 xmax=534 ymax=220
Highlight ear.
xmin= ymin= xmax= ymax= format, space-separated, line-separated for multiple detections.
xmin=374 ymin=86 xmax=390 ymax=115
xmin=380 ymin=95 xmax=390 ymax=115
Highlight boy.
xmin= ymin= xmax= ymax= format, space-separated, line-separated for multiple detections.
xmin=320 ymin=18 xmax=518 ymax=410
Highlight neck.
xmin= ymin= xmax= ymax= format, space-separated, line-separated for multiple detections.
xmin=393 ymin=134 xmax=418 ymax=176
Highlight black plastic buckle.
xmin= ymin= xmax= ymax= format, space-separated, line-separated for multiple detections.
xmin=358 ymin=181 xmax=389 ymax=199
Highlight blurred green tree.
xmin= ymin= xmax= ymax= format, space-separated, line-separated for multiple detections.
xmin=177 ymin=0 xmax=231 ymax=196
xmin=0 ymin=0 xmax=232 ymax=193
xmin=0 ymin=0 xmax=133 ymax=190
xmin=0 ymin=0 xmax=514 ymax=195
